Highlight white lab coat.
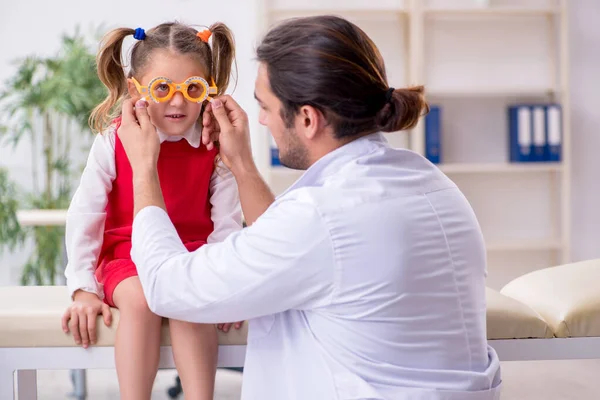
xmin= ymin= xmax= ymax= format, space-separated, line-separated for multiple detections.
xmin=131 ymin=132 xmax=502 ymax=400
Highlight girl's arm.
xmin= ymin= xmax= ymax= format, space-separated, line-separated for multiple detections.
xmin=64 ymin=127 xmax=117 ymax=299
xmin=206 ymin=160 xmax=243 ymax=244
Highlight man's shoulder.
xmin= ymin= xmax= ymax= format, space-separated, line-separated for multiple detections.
xmin=281 ymin=160 xmax=453 ymax=213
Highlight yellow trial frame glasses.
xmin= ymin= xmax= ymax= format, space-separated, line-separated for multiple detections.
xmin=130 ymin=76 xmax=218 ymax=103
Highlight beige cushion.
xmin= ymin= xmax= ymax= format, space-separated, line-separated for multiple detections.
xmin=0 ymin=285 xmax=247 ymax=348
xmin=501 ymin=259 xmax=600 ymax=338
xmin=485 ymin=287 xmax=553 ymax=339
xmin=0 ymin=284 xmax=561 ymax=347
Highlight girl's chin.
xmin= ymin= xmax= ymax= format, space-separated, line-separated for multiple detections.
xmin=155 ymin=119 xmax=196 ymax=136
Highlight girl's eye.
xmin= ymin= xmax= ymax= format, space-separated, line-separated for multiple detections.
xmin=187 ymin=84 xmax=200 ymax=93
xmin=156 ymin=84 xmax=170 ymax=92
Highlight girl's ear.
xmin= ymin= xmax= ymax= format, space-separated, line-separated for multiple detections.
xmin=127 ymin=79 xmax=141 ymax=101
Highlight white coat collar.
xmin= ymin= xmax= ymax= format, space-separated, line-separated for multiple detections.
xmin=279 ymin=132 xmax=389 ymax=197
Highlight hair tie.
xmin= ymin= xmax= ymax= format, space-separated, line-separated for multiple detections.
xmin=385 ymin=87 xmax=395 ymax=103
xmin=133 ymin=27 xmax=146 ymax=41
xmin=197 ymin=29 xmax=212 ymax=43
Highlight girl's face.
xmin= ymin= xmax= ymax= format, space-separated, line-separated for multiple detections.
xmin=128 ymin=49 xmax=207 ymax=137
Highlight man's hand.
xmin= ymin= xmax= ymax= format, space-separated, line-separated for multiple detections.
xmin=202 ymin=104 xmax=220 ymax=151
xmin=119 ymin=99 xmax=161 ymax=175
xmin=62 ymin=290 xmax=112 ymax=348
xmin=205 ymin=95 xmax=275 ymax=225
xmin=217 ymin=321 xmax=244 ymax=333
xmin=118 ymin=99 xmax=167 ymax=216
xmin=204 ymin=96 xmax=254 ymax=174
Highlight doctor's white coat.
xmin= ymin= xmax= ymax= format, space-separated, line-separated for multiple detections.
xmin=132 ymin=132 xmax=502 ymax=400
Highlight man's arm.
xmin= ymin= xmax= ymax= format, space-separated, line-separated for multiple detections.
xmin=120 ymin=96 xmax=327 ymax=323
xmin=208 ymin=97 xmax=275 ymax=225
xmin=133 ymin=168 xmax=166 ymax=216
xmin=131 ymin=199 xmax=335 ymax=323
xmin=232 ymin=163 xmax=274 ymax=226
xmin=115 ymin=99 xmax=166 ymax=216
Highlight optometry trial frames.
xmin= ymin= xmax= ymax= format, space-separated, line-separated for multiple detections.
xmin=130 ymin=76 xmax=218 ymax=103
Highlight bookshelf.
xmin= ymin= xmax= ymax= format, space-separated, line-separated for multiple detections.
xmin=258 ymin=0 xmax=570 ymax=288
xmin=424 ymin=6 xmax=559 ymax=16
xmin=438 ymin=163 xmax=562 ymax=174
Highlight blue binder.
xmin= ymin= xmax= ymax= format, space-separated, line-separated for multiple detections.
xmin=531 ymin=105 xmax=547 ymax=162
xmin=508 ymin=105 xmax=533 ymax=162
xmin=425 ymin=105 xmax=441 ymax=164
xmin=545 ymin=104 xmax=562 ymax=162
xmin=270 ymin=135 xmax=281 ymax=166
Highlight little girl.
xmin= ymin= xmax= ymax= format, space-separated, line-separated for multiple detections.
xmin=61 ymin=22 xmax=242 ymax=399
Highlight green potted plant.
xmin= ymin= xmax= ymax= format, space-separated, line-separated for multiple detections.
xmin=0 ymin=168 xmax=25 ymax=254
xmin=0 ymin=28 xmax=106 ymax=285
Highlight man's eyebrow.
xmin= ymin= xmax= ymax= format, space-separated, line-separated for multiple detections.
xmin=254 ymin=91 xmax=264 ymax=104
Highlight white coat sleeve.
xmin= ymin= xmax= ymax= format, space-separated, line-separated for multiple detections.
xmin=131 ymin=199 xmax=336 ymax=323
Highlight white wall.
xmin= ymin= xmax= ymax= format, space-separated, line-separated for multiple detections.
xmin=1 ymin=0 xmax=599 ymax=285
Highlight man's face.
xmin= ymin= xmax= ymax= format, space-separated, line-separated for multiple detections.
xmin=254 ymin=63 xmax=309 ymax=170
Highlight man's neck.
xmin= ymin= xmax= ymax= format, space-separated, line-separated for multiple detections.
xmin=306 ymin=131 xmax=373 ymax=167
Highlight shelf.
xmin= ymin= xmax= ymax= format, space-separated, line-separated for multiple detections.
xmin=268 ymin=0 xmax=408 ymax=15
xmin=424 ymin=7 xmax=559 ymax=17
xmin=268 ymin=8 xmax=408 ymax=18
xmin=269 ymin=163 xmax=562 ymax=178
xmin=486 ymin=239 xmax=563 ymax=252
xmin=425 ymin=87 xmax=558 ymax=98
xmin=438 ymin=163 xmax=562 ymax=174
xmin=16 ymin=209 xmax=67 ymax=226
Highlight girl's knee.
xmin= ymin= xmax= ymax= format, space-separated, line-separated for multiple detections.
xmin=124 ymin=292 xmax=152 ymax=315
xmin=169 ymin=320 xmax=216 ymax=334
xmin=113 ymin=278 xmax=153 ymax=316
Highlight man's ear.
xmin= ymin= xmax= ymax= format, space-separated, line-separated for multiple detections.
xmin=297 ymin=105 xmax=325 ymax=140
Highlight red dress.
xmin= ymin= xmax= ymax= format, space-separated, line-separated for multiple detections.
xmin=95 ymin=119 xmax=217 ymax=307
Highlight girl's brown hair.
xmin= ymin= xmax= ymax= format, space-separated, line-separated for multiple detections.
xmin=256 ymin=15 xmax=428 ymax=139
xmin=89 ymin=22 xmax=236 ymax=133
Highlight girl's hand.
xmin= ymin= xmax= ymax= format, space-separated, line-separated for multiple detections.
xmin=61 ymin=290 xmax=112 ymax=348
xmin=217 ymin=321 xmax=244 ymax=333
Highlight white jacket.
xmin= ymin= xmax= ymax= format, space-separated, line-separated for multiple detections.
xmin=131 ymin=132 xmax=502 ymax=400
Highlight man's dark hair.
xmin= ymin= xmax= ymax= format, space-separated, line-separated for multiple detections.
xmin=257 ymin=15 xmax=428 ymax=139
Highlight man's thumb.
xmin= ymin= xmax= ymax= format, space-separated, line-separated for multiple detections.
xmin=210 ymin=99 xmax=233 ymax=131
xmin=134 ymin=99 xmax=151 ymax=126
